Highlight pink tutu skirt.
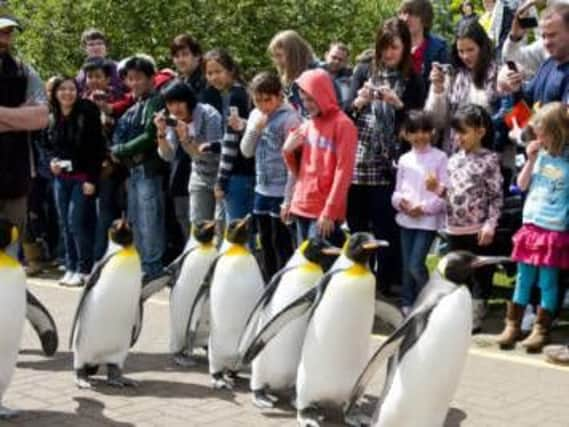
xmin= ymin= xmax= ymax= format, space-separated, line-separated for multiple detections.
xmin=512 ymin=224 xmax=569 ymax=269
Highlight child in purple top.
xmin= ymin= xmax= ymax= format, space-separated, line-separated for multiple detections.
xmin=392 ymin=110 xmax=448 ymax=315
xmin=430 ymin=104 xmax=503 ymax=332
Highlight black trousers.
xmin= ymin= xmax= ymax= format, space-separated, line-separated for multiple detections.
xmin=256 ymin=214 xmax=294 ymax=282
xmin=347 ymin=183 xmax=401 ymax=291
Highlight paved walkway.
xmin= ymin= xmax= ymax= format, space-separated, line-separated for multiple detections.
xmin=1 ymin=278 xmax=569 ymax=427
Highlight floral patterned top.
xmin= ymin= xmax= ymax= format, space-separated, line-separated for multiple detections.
xmin=446 ymin=147 xmax=503 ymax=234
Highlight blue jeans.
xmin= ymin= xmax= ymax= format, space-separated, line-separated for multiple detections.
xmin=127 ymin=165 xmax=165 ymax=278
xmin=513 ymin=262 xmax=559 ymax=313
xmin=224 ymin=175 xmax=255 ymax=222
xmin=94 ymin=176 xmax=120 ymax=261
xmin=400 ymin=227 xmax=436 ymax=307
xmin=53 ymin=177 xmax=95 ymax=273
xmin=295 ymin=216 xmax=346 ymax=248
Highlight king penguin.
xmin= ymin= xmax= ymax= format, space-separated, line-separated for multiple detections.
xmin=0 ymin=219 xmax=26 ymax=419
xmin=70 ymin=219 xmax=143 ymax=388
xmin=168 ymin=220 xmax=217 ymax=367
xmin=199 ymin=215 xmax=264 ymax=389
xmin=344 ymin=251 xmax=511 ymax=427
xmin=239 ymin=237 xmax=340 ymax=408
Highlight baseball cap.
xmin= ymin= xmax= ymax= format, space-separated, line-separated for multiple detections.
xmin=0 ymin=3 xmax=20 ymax=31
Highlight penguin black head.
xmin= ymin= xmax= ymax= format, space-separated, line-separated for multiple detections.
xmin=109 ymin=218 xmax=134 ymax=247
xmin=192 ymin=220 xmax=216 ymax=244
xmin=226 ymin=215 xmax=252 ymax=245
xmin=300 ymin=237 xmax=341 ymax=267
xmin=438 ymin=251 xmax=512 ymax=285
xmin=0 ymin=218 xmax=17 ymax=250
xmin=345 ymin=232 xmax=388 ymax=265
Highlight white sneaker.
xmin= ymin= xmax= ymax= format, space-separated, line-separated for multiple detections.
xmin=59 ymin=271 xmax=74 ymax=285
xmin=66 ymin=272 xmax=84 ymax=287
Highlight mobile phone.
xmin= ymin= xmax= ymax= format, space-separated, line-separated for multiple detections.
xmin=93 ymin=92 xmax=108 ymax=102
xmin=506 ymin=61 xmax=518 ymax=72
xmin=518 ymin=16 xmax=538 ymax=29
xmin=229 ymin=106 xmax=239 ymax=117
xmin=165 ymin=116 xmax=178 ymax=127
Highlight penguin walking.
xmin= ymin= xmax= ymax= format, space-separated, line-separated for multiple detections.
xmin=344 ymin=251 xmax=512 ymax=427
xmin=243 ymin=233 xmax=383 ymax=426
xmin=70 ymin=219 xmax=143 ymax=388
xmin=195 ymin=215 xmax=264 ymax=389
xmin=168 ymin=220 xmax=217 ymax=367
xmin=240 ymin=238 xmax=340 ymax=409
xmin=0 ymin=219 xmax=26 ymax=419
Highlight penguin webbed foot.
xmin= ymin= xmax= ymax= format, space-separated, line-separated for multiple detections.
xmin=0 ymin=405 xmax=19 ymax=419
xmin=252 ymin=389 xmax=279 ymax=409
xmin=344 ymin=410 xmax=372 ymax=427
xmin=75 ymin=368 xmax=94 ymax=389
xmin=174 ymin=353 xmax=197 ymax=368
xmin=211 ymin=372 xmax=233 ymax=390
xmin=297 ymin=405 xmax=324 ymax=427
xmin=106 ymin=365 xmax=138 ymax=388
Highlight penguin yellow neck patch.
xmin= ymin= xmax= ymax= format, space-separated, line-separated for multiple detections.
xmin=117 ymin=245 xmax=137 ymax=258
xmin=301 ymin=261 xmax=322 ymax=274
xmin=346 ymin=263 xmax=369 ymax=277
xmin=0 ymin=251 xmax=19 ymax=269
xmin=226 ymin=244 xmax=249 ymax=257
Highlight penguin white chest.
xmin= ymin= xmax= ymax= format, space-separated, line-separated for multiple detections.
xmin=74 ymin=252 xmax=142 ymax=367
xmin=252 ymin=266 xmax=323 ymax=391
xmin=297 ymin=269 xmax=376 ymax=407
xmin=169 ymin=246 xmax=217 ymax=353
xmin=0 ymin=264 xmax=26 ymax=398
xmin=209 ymin=252 xmax=264 ymax=371
xmin=376 ymin=287 xmax=472 ymax=427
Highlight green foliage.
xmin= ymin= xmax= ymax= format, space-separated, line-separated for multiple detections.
xmin=9 ymin=0 xmax=399 ymax=79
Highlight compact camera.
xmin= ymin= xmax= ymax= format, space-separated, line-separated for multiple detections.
xmin=165 ymin=116 xmax=178 ymax=127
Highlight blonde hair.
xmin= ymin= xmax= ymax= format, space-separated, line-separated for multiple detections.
xmin=530 ymin=102 xmax=569 ymax=156
xmin=268 ymin=30 xmax=315 ymax=85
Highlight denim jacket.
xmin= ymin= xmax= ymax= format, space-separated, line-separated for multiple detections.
xmin=241 ymin=104 xmax=301 ymax=197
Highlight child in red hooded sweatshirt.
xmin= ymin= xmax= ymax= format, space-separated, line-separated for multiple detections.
xmin=282 ymin=68 xmax=357 ymax=247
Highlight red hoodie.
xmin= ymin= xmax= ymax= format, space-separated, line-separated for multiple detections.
xmin=283 ymin=68 xmax=357 ymax=222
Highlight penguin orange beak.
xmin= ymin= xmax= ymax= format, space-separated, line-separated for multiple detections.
xmin=202 ymin=221 xmax=216 ymax=231
xmin=321 ymin=246 xmax=342 ymax=256
xmin=471 ymin=256 xmax=513 ymax=268
xmin=237 ymin=214 xmax=252 ymax=230
xmin=362 ymin=239 xmax=389 ymax=250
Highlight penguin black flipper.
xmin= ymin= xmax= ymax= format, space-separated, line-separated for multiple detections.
xmin=241 ymin=269 xmax=340 ymax=365
xmin=130 ymin=300 xmax=144 ymax=347
xmin=69 ymin=253 xmax=116 ymax=349
xmin=164 ymin=247 xmax=197 ymax=288
xmin=185 ymin=279 xmax=211 ymax=354
xmin=344 ymin=279 xmax=458 ymax=416
xmin=237 ymin=266 xmax=296 ymax=355
xmin=182 ymin=254 xmax=222 ymax=353
xmin=26 ymin=290 xmax=59 ymax=356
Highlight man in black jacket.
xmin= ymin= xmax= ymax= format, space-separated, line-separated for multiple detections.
xmin=0 ymin=7 xmax=49 ymax=243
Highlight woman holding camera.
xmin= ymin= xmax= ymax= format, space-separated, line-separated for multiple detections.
xmin=348 ymin=17 xmax=426 ymax=295
xmin=155 ymin=82 xmax=223 ymax=225
xmin=46 ymin=76 xmax=106 ymax=287
xmin=426 ymin=20 xmax=499 ymax=154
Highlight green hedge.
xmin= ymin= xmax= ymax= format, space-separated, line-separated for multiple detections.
xmin=10 ymin=0 xmax=404 ymax=79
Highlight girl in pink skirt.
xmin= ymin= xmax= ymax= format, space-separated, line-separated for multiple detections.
xmin=497 ymin=102 xmax=569 ymax=353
